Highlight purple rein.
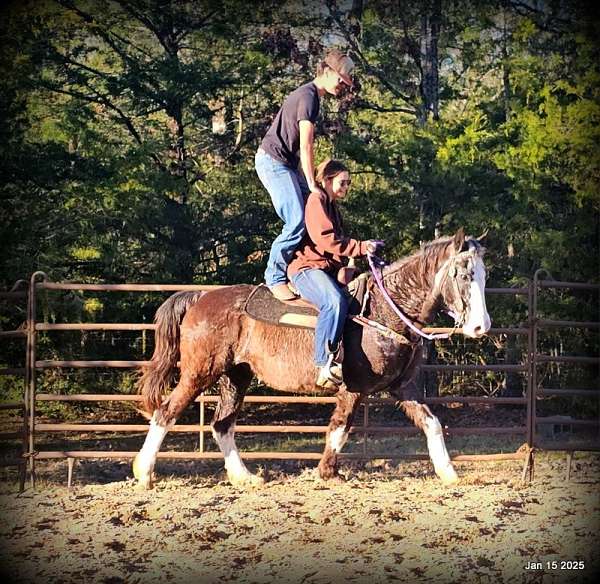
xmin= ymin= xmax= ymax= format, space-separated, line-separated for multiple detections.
xmin=367 ymin=253 xmax=451 ymax=341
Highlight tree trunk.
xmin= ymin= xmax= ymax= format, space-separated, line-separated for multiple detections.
xmin=501 ymin=9 xmax=512 ymax=122
xmin=349 ymin=0 xmax=364 ymax=37
xmin=418 ymin=0 xmax=441 ymax=124
xmin=164 ymin=198 xmax=196 ymax=283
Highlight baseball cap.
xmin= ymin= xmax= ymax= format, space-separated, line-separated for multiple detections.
xmin=324 ymin=49 xmax=355 ymax=87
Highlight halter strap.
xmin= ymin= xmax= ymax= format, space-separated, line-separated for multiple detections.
xmin=367 ymin=253 xmax=451 ymax=341
xmin=436 ymin=256 xmax=468 ymax=327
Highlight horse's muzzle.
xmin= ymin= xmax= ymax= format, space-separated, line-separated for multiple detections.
xmin=463 ymin=315 xmax=492 ymax=338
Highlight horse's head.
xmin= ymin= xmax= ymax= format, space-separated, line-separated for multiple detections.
xmin=434 ymin=229 xmax=492 ymax=338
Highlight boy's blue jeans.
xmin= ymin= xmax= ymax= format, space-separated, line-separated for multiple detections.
xmin=255 ymin=149 xmax=309 ymax=287
xmin=290 ymin=268 xmax=348 ymax=366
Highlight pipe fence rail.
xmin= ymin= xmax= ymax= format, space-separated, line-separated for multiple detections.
xmin=0 ymin=270 xmax=598 ymax=489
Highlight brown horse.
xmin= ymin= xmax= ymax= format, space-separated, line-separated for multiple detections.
xmin=133 ymin=229 xmax=491 ymax=489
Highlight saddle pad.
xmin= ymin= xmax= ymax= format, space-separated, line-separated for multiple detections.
xmin=244 ymin=284 xmax=318 ymax=329
xmin=244 ymin=276 xmax=370 ymax=330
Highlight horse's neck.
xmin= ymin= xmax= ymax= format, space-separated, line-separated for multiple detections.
xmin=368 ymin=256 xmax=436 ymax=329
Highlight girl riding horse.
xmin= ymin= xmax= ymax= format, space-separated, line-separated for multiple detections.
xmin=288 ymin=158 xmax=383 ymax=389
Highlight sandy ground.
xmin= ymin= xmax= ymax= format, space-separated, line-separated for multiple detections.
xmin=0 ymin=452 xmax=599 ymax=584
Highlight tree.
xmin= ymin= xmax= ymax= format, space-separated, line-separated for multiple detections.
xmin=1 ymin=0 xmax=288 ymax=286
xmin=1 ymin=0 xmax=597 ymax=401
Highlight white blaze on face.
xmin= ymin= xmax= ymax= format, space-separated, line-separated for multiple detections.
xmin=462 ymin=254 xmax=491 ymax=338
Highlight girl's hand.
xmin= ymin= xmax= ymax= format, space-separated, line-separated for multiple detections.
xmin=365 ymin=240 xmax=385 ymax=255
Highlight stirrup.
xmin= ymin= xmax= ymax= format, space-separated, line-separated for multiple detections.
xmin=316 ymin=354 xmax=343 ymax=389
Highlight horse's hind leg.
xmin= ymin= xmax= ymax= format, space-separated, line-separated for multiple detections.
xmin=318 ymin=390 xmax=363 ymax=480
xmin=211 ymin=363 xmax=263 ymax=488
xmin=399 ymin=400 xmax=459 ymax=485
xmin=133 ymin=371 xmax=215 ymax=489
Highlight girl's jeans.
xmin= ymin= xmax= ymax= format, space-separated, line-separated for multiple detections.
xmin=290 ymin=268 xmax=348 ymax=366
xmin=255 ymin=149 xmax=309 ymax=287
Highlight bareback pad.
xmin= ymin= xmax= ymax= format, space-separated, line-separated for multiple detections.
xmin=244 ymin=275 xmax=369 ymax=330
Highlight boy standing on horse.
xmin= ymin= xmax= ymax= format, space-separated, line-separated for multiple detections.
xmin=255 ymin=49 xmax=355 ymax=301
xmin=288 ymin=159 xmax=383 ymax=388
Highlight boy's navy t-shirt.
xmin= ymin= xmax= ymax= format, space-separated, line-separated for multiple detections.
xmin=260 ymin=82 xmax=320 ymax=169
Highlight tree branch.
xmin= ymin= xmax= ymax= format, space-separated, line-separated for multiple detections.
xmin=53 ymin=1 xmax=129 ymax=60
xmin=56 ymin=52 xmax=118 ymax=83
xmin=505 ymin=0 xmax=574 ymax=33
xmin=38 ymin=80 xmax=168 ymax=171
xmin=325 ymin=2 xmax=418 ymax=110
xmin=354 ymin=99 xmax=417 ymax=115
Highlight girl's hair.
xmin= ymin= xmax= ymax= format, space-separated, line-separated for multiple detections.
xmin=315 ymin=158 xmax=349 ymax=187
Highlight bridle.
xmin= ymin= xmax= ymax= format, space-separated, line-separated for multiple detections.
xmin=367 ymin=247 xmax=477 ymax=341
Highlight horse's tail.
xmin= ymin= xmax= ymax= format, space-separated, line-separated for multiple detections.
xmin=138 ymin=291 xmax=205 ymax=415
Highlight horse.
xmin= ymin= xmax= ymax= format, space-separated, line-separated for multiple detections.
xmin=133 ymin=229 xmax=491 ymax=489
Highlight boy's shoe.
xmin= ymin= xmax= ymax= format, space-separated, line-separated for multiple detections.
xmin=269 ymin=283 xmax=297 ymax=301
xmin=316 ymin=355 xmax=344 ymax=389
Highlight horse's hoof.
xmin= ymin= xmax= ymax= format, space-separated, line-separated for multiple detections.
xmin=438 ymin=465 xmax=459 ymax=486
xmin=321 ymin=474 xmax=345 ymax=485
xmin=133 ymin=454 xmax=153 ymax=489
xmin=137 ymin=475 xmax=154 ymax=490
xmin=229 ymin=473 xmax=265 ymax=489
xmin=317 ymin=464 xmax=341 ymax=482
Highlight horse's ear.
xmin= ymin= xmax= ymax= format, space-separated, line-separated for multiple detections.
xmin=452 ymin=228 xmax=465 ymax=254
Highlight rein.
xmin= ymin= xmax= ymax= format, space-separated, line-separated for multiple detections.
xmin=367 ymin=253 xmax=456 ymax=341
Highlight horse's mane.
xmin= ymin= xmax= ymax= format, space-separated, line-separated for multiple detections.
xmin=382 ymin=235 xmax=484 ymax=278
xmin=382 ymin=235 xmax=458 ymax=279
xmin=371 ymin=234 xmax=482 ymax=322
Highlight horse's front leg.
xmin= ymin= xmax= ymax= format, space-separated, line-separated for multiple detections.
xmin=318 ymin=389 xmax=363 ymax=481
xmin=398 ymin=400 xmax=459 ymax=485
xmin=211 ymin=364 xmax=263 ymax=488
xmin=133 ymin=371 xmax=208 ymax=489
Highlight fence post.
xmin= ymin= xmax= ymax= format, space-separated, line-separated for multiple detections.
xmin=523 ymin=269 xmax=554 ymax=482
xmin=362 ymin=400 xmax=369 ymax=456
xmin=523 ymin=277 xmax=536 ymax=482
xmin=26 ymin=272 xmax=47 ymax=488
xmin=24 ymin=276 xmax=33 ymax=487
xmin=17 ymin=280 xmax=29 ymax=493
xmin=199 ymin=395 xmax=205 ymax=453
